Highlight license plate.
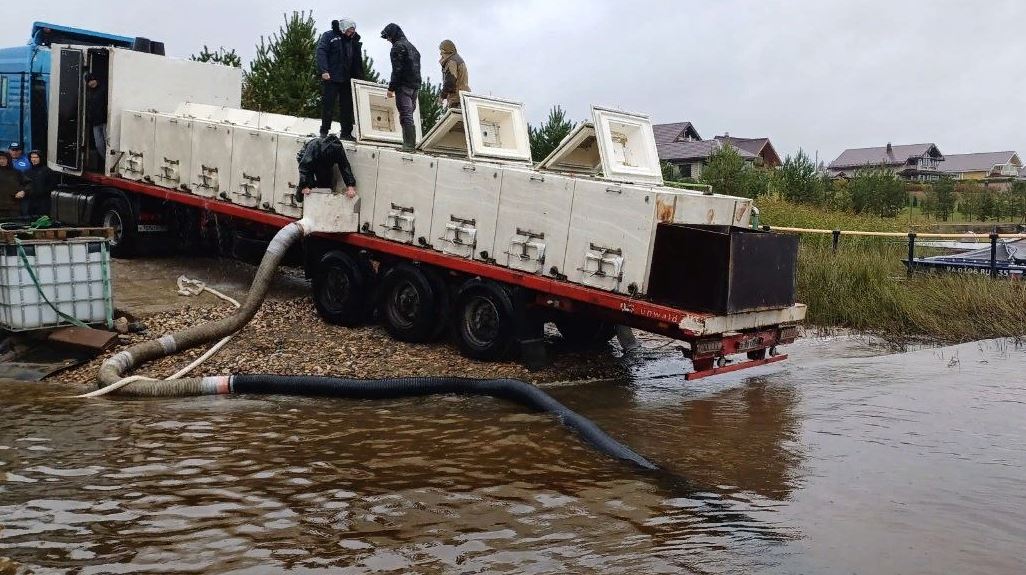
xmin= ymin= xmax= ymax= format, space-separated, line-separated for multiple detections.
xmin=736 ymin=336 xmax=763 ymax=353
xmin=137 ymin=225 xmax=169 ymax=233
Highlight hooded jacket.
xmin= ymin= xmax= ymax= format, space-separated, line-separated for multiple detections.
xmin=24 ymin=153 xmax=56 ymax=215
xmin=439 ymin=40 xmax=470 ymax=106
xmin=0 ymin=153 xmax=26 ymax=215
xmin=316 ymin=24 xmax=365 ymax=84
xmin=380 ymin=24 xmax=421 ymax=92
xmin=295 ymin=135 xmax=356 ymax=202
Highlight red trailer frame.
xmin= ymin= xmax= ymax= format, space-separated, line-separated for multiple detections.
xmin=81 ymin=173 xmax=798 ymax=380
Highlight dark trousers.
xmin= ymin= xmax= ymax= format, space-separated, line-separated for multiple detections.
xmin=396 ymin=86 xmax=418 ymax=129
xmin=321 ymin=81 xmax=355 ymax=137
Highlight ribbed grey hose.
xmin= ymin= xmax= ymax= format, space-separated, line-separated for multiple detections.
xmin=97 ymin=221 xmax=307 ymax=389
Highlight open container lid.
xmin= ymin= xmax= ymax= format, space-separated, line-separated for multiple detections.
xmin=591 ymin=106 xmax=663 ymax=185
xmin=537 ymin=122 xmax=601 ymax=175
xmin=418 ymin=108 xmax=467 ymax=155
xmin=351 ymin=79 xmax=423 ymax=146
xmin=539 ymin=106 xmax=663 ymax=185
xmin=458 ymin=92 xmax=532 ymax=163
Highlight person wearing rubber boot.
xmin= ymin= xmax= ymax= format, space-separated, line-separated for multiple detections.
xmin=438 ymin=39 xmax=469 ymax=109
xmin=295 ymin=134 xmax=357 ymax=202
xmin=380 ymin=23 xmax=421 ymax=151
xmin=316 ymin=17 xmax=364 ymax=140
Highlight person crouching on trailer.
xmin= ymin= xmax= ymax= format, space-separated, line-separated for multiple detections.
xmin=295 ymin=134 xmax=358 ymax=202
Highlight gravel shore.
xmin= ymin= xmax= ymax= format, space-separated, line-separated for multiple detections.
xmin=56 ymin=297 xmax=627 ymax=390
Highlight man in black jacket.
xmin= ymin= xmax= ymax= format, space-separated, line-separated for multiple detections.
xmin=84 ymin=72 xmax=108 ymax=171
xmin=380 ymin=23 xmax=421 ymax=151
xmin=317 ymin=18 xmax=364 ymax=140
xmin=295 ymin=135 xmax=357 ymax=202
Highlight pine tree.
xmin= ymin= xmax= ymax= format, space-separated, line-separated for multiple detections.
xmin=190 ymin=45 xmax=242 ymax=68
xmin=362 ymin=51 xmax=382 ymax=83
xmin=418 ymin=78 xmax=444 ymax=132
xmin=529 ymin=106 xmax=575 ymax=162
xmin=242 ymin=11 xmax=320 ymax=117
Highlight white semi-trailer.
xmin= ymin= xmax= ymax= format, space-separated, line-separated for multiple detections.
xmin=36 ymin=39 xmax=804 ymax=380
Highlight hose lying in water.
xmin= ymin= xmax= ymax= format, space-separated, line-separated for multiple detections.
xmin=90 ymin=219 xmax=659 ymax=471
xmin=105 ymin=374 xmax=659 ymax=471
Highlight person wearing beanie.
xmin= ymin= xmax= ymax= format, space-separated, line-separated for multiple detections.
xmin=438 ymin=39 xmax=470 ymax=109
xmin=316 ymin=16 xmax=365 ymax=140
xmin=380 ymin=23 xmax=421 ymax=151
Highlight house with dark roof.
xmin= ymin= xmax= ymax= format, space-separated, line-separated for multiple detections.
xmin=827 ymin=143 xmax=945 ymax=180
xmin=654 ymin=122 xmax=781 ymax=180
xmin=654 ymin=122 xmax=703 ymax=144
xmin=940 ymin=151 xmax=1022 ymax=182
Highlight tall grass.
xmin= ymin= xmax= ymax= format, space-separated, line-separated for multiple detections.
xmin=797 ymin=243 xmax=1026 ymax=343
xmin=758 ymin=197 xmax=1026 ymax=343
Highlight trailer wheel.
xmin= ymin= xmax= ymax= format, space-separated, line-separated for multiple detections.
xmin=312 ymin=251 xmax=370 ymax=327
xmin=98 ymin=197 xmax=138 ymax=258
xmin=554 ymin=316 xmax=616 ymax=349
xmin=379 ymin=263 xmax=447 ymax=343
xmin=455 ymin=280 xmax=517 ymax=361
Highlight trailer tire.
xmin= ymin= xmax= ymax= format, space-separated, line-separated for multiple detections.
xmin=312 ymin=251 xmax=370 ymax=327
xmin=554 ymin=316 xmax=616 ymax=349
xmin=455 ymin=280 xmax=517 ymax=361
xmin=379 ymin=263 xmax=447 ymax=343
xmin=97 ymin=197 xmax=138 ymax=258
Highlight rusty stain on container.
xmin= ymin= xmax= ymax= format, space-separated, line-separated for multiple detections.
xmin=656 ymin=198 xmax=676 ymax=223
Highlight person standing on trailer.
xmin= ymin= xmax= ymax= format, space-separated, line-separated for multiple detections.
xmin=8 ymin=143 xmax=30 ymax=173
xmin=295 ymin=134 xmax=358 ymax=202
xmin=84 ymin=73 xmax=109 ymax=172
xmin=380 ymin=23 xmax=421 ymax=151
xmin=21 ymin=150 xmax=55 ymax=217
xmin=316 ymin=17 xmax=365 ymax=141
xmin=438 ymin=39 xmax=469 ymax=109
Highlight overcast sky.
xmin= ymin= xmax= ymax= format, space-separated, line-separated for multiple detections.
xmin=3 ymin=0 xmax=1023 ymax=163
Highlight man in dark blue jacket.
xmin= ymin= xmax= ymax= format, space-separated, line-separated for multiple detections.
xmin=380 ymin=23 xmax=422 ymax=151
xmin=317 ymin=18 xmax=365 ymax=140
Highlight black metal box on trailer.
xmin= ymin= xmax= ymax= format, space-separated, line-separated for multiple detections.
xmin=647 ymin=224 xmax=799 ymax=315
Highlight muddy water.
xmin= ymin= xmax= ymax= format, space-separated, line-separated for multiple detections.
xmin=2 ymin=337 xmax=1025 ymax=574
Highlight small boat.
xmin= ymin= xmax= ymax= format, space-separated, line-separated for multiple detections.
xmin=909 ymin=238 xmax=1026 ymax=278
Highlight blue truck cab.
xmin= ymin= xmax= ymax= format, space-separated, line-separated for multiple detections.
xmin=0 ymin=22 xmax=135 ymax=155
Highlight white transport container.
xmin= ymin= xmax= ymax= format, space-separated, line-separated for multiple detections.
xmin=373 ymin=149 xmax=438 ymax=245
xmin=0 ymin=237 xmax=113 ymax=332
xmin=343 ymin=142 xmax=382 ymax=231
xmin=117 ymin=110 xmax=157 ymax=182
xmin=493 ymin=168 xmax=576 ymax=277
xmin=189 ymin=119 xmax=234 ymax=199
xmin=152 ymin=113 xmax=194 ymax=191
xmin=228 ymin=127 xmax=278 ymax=209
xmin=564 ymin=179 xmax=671 ymax=295
xmin=271 ymin=133 xmax=313 ymax=219
xmin=430 ymin=158 xmax=502 ymax=260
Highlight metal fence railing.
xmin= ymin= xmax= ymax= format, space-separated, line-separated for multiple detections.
xmin=761 ymin=225 xmax=1026 ymax=279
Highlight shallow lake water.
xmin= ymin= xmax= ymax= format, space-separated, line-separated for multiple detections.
xmin=1 ymin=335 xmax=1024 ymax=574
